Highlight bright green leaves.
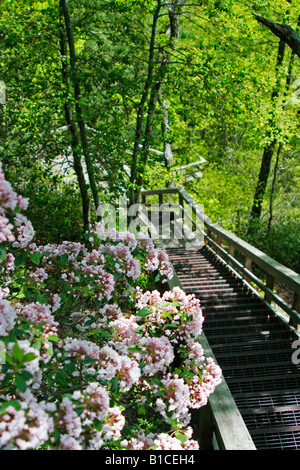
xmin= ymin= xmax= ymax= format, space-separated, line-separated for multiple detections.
xmin=3 ymin=342 xmax=38 ymax=393
xmin=14 ymin=251 xmax=27 ymax=268
xmin=136 ymin=307 xmax=153 ymax=317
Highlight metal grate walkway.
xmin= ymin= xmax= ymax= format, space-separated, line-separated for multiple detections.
xmin=167 ymin=245 xmax=300 ymax=450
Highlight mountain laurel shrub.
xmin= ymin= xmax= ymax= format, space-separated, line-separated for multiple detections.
xmin=0 ymin=163 xmax=221 ymax=450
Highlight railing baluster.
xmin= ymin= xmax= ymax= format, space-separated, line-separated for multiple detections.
xmin=265 ymin=273 xmax=275 ymax=304
xmin=179 ymin=193 xmax=184 ymax=224
xmin=228 ymin=245 xmax=235 ymax=267
xmin=245 ymin=256 xmax=252 ymax=284
xmin=291 ymin=293 xmax=300 ymax=330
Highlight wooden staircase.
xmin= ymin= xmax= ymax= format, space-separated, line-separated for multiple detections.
xmin=141 ymin=187 xmax=300 ymax=450
xmin=167 ymin=245 xmax=300 ymax=450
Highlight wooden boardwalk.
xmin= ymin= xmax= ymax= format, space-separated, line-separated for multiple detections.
xmin=167 ymin=245 xmax=300 ymax=450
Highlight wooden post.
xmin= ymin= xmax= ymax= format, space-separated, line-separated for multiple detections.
xmin=228 ymin=245 xmax=235 ymax=267
xmin=216 ymin=235 xmax=222 ymax=256
xmin=196 ymin=405 xmax=214 ymax=450
xmin=245 ymin=256 xmax=252 ymax=284
xmin=206 ymin=228 xmax=212 ymax=247
xmin=192 ymin=204 xmax=196 ymax=233
xmin=290 ymin=293 xmax=300 ymax=331
xmin=265 ymin=273 xmax=275 ymax=304
xmin=179 ymin=193 xmax=184 ymax=224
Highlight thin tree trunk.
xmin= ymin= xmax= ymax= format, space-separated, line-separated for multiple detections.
xmin=266 ymin=15 xmax=299 ymax=237
xmin=136 ymin=60 xmax=166 ymax=189
xmin=267 ymin=142 xmax=282 ymax=237
xmin=60 ymin=0 xmax=100 ymax=213
xmin=129 ymin=0 xmax=162 ymax=205
xmin=248 ymin=38 xmax=285 ymax=232
xmin=160 ymin=93 xmax=174 ymax=167
xmin=59 ymin=11 xmax=90 ymax=233
xmin=249 ymin=10 xmax=300 ymax=234
xmin=130 ymin=1 xmax=185 ymax=203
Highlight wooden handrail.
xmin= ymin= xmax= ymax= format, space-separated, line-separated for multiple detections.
xmin=140 ymin=187 xmax=300 ymax=329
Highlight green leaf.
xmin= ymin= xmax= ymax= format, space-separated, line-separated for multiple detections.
xmin=134 ymin=327 xmax=144 ymax=335
xmin=0 ymin=401 xmax=21 ymax=415
xmin=0 ymin=246 xmax=6 ymax=261
xmin=136 ymin=307 xmax=153 ymax=317
xmin=175 ymin=432 xmax=188 ymax=444
xmin=30 ymin=252 xmax=41 ymax=265
xmin=110 ymin=376 xmax=119 ymax=394
xmin=14 ymin=252 xmax=27 ymax=267
xmin=159 ymin=301 xmax=171 ymax=307
xmin=74 ymin=405 xmax=84 ymax=416
xmin=114 ymin=272 xmax=123 ymax=280
xmin=12 ymin=343 xmax=24 ymax=362
xmin=4 ymin=353 xmax=13 ymax=365
xmin=23 ymin=352 xmax=38 ymax=363
xmin=15 ymin=374 xmax=27 ymax=393
xmin=138 ymin=405 xmax=146 ymax=416
xmin=24 ymin=287 xmax=33 ymax=299
xmin=127 ymin=346 xmax=143 ymax=353
xmin=36 ymin=293 xmax=47 ymax=304
xmin=88 ymin=328 xmax=112 ymax=338
xmin=48 ymin=334 xmax=60 ymax=343
xmin=93 ymin=418 xmax=103 ymax=432
xmin=20 ymin=370 xmax=33 ymax=381
xmin=154 ymin=272 xmax=161 ymax=282
xmin=152 ymin=378 xmax=164 ymax=387
xmin=60 ymin=254 xmax=68 ymax=265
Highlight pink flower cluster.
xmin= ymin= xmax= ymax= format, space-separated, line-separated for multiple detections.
xmin=155 ymin=373 xmax=191 ymax=427
xmin=0 ymin=163 xmax=28 ymax=214
xmin=16 ymin=302 xmax=59 ymax=339
xmin=137 ymin=234 xmax=174 ymax=280
xmin=136 ymin=336 xmax=175 ymax=376
xmin=123 ymin=428 xmax=199 ymax=450
xmin=0 ymin=390 xmax=54 ymax=450
xmin=99 ymin=243 xmax=141 ymax=280
xmin=134 ymin=286 xmax=204 ymax=343
xmin=0 ymin=162 xmax=32 ymax=246
xmin=91 ymin=223 xmax=174 ymax=281
xmin=62 ymin=339 xmax=142 ymax=393
xmin=53 ymin=383 xmax=125 ymax=450
xmin=0 ymin=299 xmax=16 ymax=336
xmin=12 ymin=214 xmax=35 ymax=249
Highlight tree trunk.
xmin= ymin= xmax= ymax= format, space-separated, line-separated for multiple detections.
xmin=254 ymin=13 xmax=300 ymax=58
xmin=248 ymin=38 xmax=285 ymax=232
xmin=136 ymin=60 xmax=166 ymax=189
xmin=130 ymin=0 xmax=186 ymax=204
xmin=60 ymin=0 xmax=100 ymax=213
xmin=160 ymin=93 xmax=174 ymax=167
xmin=267 ymin=142 xmax=282 ymax=237
xmin=59 ymin=10 xmax=90 ymax=233
xmin=266 ymin=16 xmax=299 ymax=237
xmin=129 ymin=0 xmax=162 ymax=205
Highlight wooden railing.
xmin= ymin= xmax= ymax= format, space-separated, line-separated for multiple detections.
xmin=141 ymin=186 xmax=300 ymax=332
xmin=140 ymin=186 xmax=300 ymax=450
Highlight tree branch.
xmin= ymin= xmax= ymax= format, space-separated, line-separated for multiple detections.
xmin=253 ymin=13 xmax=300 ymax=58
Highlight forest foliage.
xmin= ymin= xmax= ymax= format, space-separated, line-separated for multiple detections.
xmin=0 ymin=0 xmax=299 ymax=272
